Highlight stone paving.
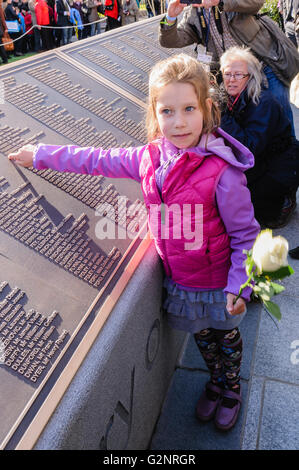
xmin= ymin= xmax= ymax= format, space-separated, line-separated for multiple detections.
xmin=150 ymin=105 xmax=299 ymax=451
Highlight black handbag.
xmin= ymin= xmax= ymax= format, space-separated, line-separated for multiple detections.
xmin=255 ymin=14 xmax=299 ymax=86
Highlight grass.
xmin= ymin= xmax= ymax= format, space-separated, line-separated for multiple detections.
xmin=1 ymin=50 xmax=37 ymax=66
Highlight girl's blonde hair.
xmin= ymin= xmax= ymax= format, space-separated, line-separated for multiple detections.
xmin=146 ymin=53 xmax=220 ymax=142
xmin=220 ymin=46 xmax=263 ymax=105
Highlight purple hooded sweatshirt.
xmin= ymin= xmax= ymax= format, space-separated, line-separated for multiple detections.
xmin=33 ymin=128 xmax=260 ymax=301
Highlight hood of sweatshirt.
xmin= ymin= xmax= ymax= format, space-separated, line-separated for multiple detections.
xmin=158 ymin=127 xmax=255 ymax=173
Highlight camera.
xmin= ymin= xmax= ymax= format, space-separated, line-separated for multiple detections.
xmin=179 ymin=0 xmax=201 ymax=4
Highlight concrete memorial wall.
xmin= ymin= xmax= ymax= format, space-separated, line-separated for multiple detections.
xmin=0 ymin=17 xmax=192 ymax=450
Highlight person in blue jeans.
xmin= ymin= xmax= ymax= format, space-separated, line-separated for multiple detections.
xmin=56 ymin=0 xmax=73 ymax=45
xmin=263 ymin=65 xmax=296 ymax=137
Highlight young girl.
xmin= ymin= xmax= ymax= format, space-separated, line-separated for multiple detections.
xmin=8 ymin=54 xmax=260 ymax=431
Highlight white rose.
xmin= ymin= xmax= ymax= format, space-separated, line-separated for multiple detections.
xmin=252 ymin=230 xmax=289 ymax=274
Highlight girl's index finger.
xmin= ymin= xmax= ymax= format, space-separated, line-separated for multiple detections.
xmin=8 ymin=152 xmax=19 ymax=161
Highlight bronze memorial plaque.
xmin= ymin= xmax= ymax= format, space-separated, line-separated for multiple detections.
xmin=0 ymin=17 xmax=193 ymax=449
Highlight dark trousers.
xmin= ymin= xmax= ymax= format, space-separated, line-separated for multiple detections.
xmin=82 ymin=25 xmax=91 ymax=38
xmin=105 ymin=16 xmax=121 ymax=31
xmin=41 ymin=27 xmax=54 ymax=50
xmin=34 ymin=27 xmax=41 ymax=51
xmin=0 ymin=36 xmax=8 ymax=63
xmin=10 ymin=31 xmax=23 ymax=54
xmin=248 ymin=174 xmax=287 ymax=223
xmin=26 ymin=34 xmax=35 ymax=52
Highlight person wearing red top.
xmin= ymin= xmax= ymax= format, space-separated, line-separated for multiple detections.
xmin=35 ymin=0 xmax=53 ymax=49
xmin=104 ymin=0 xmax=122 ymax=30
xmin=22 ymin=9 xmax=34 ymax=51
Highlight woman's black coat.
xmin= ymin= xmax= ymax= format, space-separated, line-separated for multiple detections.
xmin=220 ymin=87 xmax=298 ymax=221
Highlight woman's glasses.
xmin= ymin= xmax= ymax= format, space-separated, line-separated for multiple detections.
xmin=223 ymin=73 xmax=250 ymax=81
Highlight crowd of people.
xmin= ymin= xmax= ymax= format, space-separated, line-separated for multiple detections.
xmin=0 ymin=0 xmax=162 ymax=61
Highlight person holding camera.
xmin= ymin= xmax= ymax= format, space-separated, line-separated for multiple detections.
xmin=104 ymin=0 xmax=122 ymax=30
xmin=122 ymin=0 xmax=139 ymax=25
xmin=159 ymin=0 xmax=299 ymax=136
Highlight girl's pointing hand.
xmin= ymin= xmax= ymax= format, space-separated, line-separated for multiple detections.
xmin=8 ymin=144 xmax=36 ymax=168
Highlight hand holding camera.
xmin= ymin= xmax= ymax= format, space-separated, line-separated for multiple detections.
xmin=167 ymin=0 xmax=187 ymax=20
xmin=177 ymin=0 xmax=219 ymax=6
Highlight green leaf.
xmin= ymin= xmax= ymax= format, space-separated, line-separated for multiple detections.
xmin=263 ymin=300 xmax=282 ymax=321
xmin=270 ymin=282 xmax=285 ymax=295
xmin=262 ymin=265 xmax=294 ymax=280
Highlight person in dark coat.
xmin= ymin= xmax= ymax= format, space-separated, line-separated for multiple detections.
xmin=104 ymin=0 xmax=122 ymax=31
xmin=220 ymin=46 xmax=299 ymax=228
xmin=289 ymin=246 xmax=299 ymax=259
xmin=55 ymin=0 xmax=72 ymax=44
xmin=0 ymin=4 xmax=8 ymax=64
xmin=4 ymin=0 xmax=23 ymax=55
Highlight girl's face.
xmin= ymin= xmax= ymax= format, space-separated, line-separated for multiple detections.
xmin=223 ymin=60 xmax=250 ymax=97
xmin=155 ymin=82 xmax=207 ymax=149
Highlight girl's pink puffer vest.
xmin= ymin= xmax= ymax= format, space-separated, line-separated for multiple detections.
xmin=139 ymin=143 xmax=232 ymax=289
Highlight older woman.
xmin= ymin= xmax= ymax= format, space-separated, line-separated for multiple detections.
xmin=122 ymin=0 xmax=139 ymax=25
xmin=220 ymin=46 xmax=299 ymax=228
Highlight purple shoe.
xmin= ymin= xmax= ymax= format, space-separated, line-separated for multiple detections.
xmin=196 ymin=382 xmax=222 ymax=422
xmin=214 ymin=389 xmax=242 ymax=431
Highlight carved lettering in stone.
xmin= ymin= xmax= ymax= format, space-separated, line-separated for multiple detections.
xmin=99 ymin=367 xmax=135 ymax=450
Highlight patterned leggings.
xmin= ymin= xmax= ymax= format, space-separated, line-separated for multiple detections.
xmin=194 ymin=327 xmax=243 ymax=393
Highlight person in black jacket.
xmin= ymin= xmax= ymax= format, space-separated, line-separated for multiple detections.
xmin=4 ymin=0 xmax=23 ymax=55
xmin=55 ymin=0 xmax=72 ymax=45
xmin=0 ymin=4 xmax=8 ymax=64
xmin=289 ymin=246 xmax=299 ymax=259
xmin=220 ymin=46 xmax=299 ymax=228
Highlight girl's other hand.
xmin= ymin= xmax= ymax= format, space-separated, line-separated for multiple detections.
xmin=8 ymin=144 xmax=36 ymax=167
xmin=226 ymin=293 xmax=246 ymax=316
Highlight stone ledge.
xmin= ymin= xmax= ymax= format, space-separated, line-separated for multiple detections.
xmin=34 ymin=242 xmax=186 ymax=450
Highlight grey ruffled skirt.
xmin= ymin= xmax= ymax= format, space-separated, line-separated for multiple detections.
xmin=163 ymin=278 xmax=246 ymax=333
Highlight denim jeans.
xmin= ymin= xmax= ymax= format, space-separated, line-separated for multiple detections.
xmin=34 ymin=27 xmax=41 ymax=52
xmin=263 ymin=65 xmax=295 ymax=137
xmin=91 ymin=21 xmax=101 ymax=36
xmin=62 ymin=26 xmax=72 ymax=45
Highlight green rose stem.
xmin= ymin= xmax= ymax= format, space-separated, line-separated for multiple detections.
xmin=233 ymin=271 xmax=255 ymax=305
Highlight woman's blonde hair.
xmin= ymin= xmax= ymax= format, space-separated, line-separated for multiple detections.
xmin=146 ymin=53 xmax=220 ymax=142
xmin=220 ymin=46 xmax=263 ymax=105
